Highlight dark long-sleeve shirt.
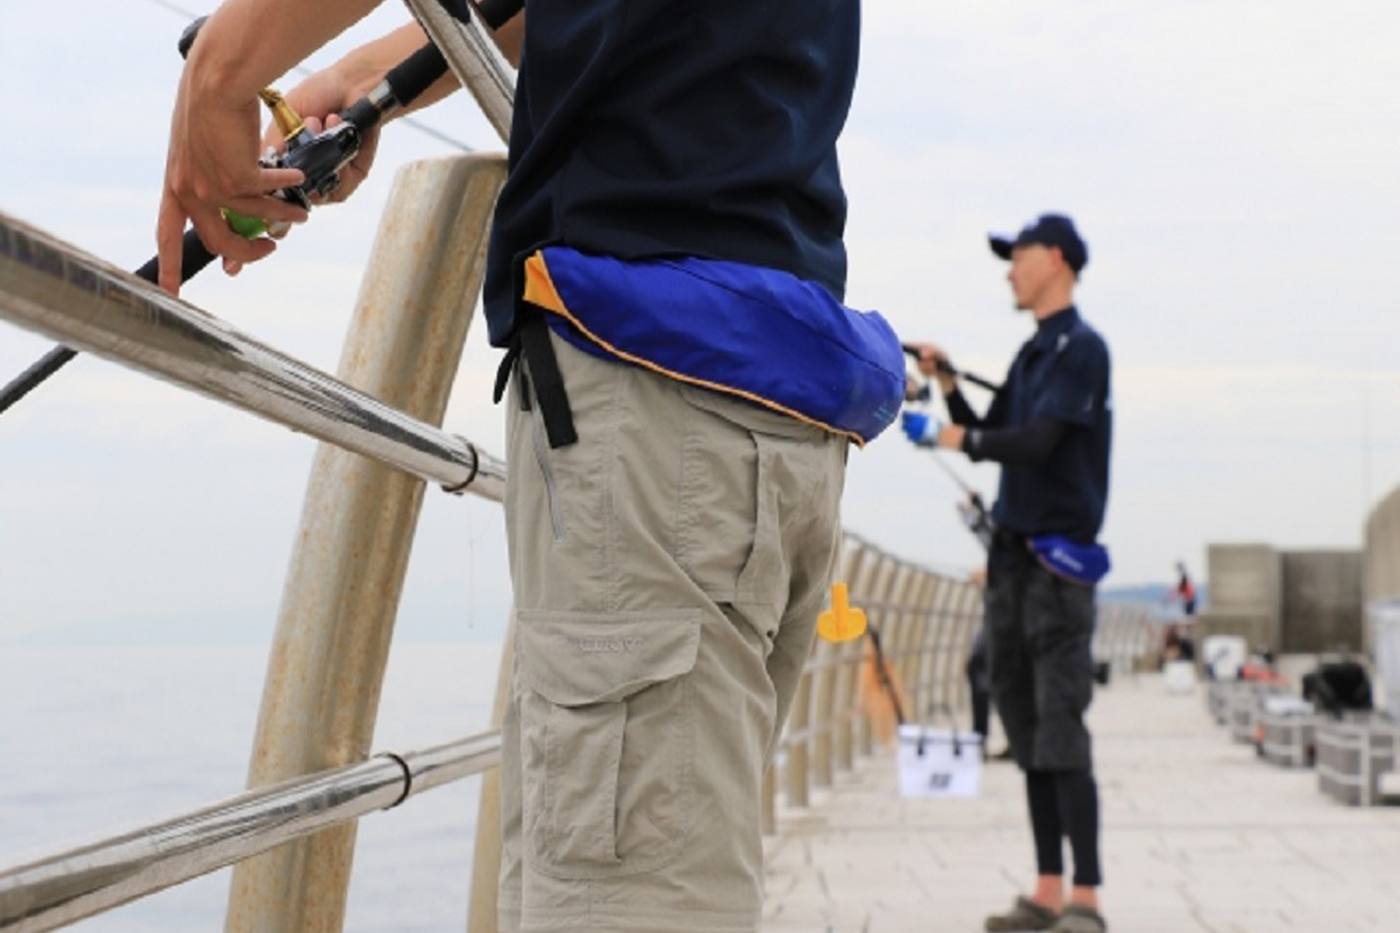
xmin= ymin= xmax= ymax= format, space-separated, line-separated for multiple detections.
xmin=946 ymin=306 xmax=1113 ymax=542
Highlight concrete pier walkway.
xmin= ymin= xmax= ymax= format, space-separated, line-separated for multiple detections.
xmin=763 ymin=674 xmax=1400 ymax=933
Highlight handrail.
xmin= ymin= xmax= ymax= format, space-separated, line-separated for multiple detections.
xmin=0 ymin=206 xmax=1157 ymax=932
xmin=405 ymin=0 xmax=515 ymax=143
xmin=0 ymin=731 xmax=501 ymax=933
xmin=0 ymin=212 xmax=505 ymax=502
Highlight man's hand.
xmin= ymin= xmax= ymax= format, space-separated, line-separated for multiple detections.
xmin=901 ymin=411 xmax=940 ymax=446
xmin=215 ymin=62 xmax=385 ymax=280
xmin=901 ymin=412 xmax=966 ymax=451
xmin=903 ymin=341 xmax=957 ymax=395
xmin=158 ymin=74 xmax=307 ymax=295
xmin=154 ymin=0 xmax=390 ymax=294
xmin=937 ymin=423 xmax=966 ymax=450
xmin=261 ymin=65 xmax=384 ymax=207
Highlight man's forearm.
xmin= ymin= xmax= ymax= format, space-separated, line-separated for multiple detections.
xmin=340 ymin=10 xmax=524 ymax=118
xmin=491 ymin=12 xmax=524 ymax=67
xmin=963 ymin=417 xmax=1067 ymax=465
xmin=191 ymin=0 xmax=520 ymax=116
xmin=338 ymin=22 xmax=460 ymax=113
xmin=189 ymin=0 xmax=385 ymax=104
xmin=944 ymin=388 xmax=983 ymax=428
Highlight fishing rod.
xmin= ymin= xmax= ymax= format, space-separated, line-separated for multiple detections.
xmin=1 ymin=16 xmax=455 ymax=416
xmin=866 ymin=622 xmax=907 ymax=727
xmin=902 ymin=357 xmax=997 ymax=551
xmin=900 ymin=343 xmax=1001 ymax=394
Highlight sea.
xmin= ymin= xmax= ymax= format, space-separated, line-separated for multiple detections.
xmin=0 ymin=641 xmax=504 ymax=932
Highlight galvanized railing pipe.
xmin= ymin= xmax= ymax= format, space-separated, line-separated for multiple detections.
xmin=226 ymin=154 xmax=507 ymax=933
xmin=0 ymin=212 xmax=505 ymax=502
xmin=0 ymin=731 xmax=501 ymax=933
xmin=405 ymin=0 xmax=515 ymax=143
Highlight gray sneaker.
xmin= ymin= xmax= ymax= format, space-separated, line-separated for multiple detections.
xmin=984 ymin=896 xmax=1058 ymax=932
xmin=1050 ymin=905 xmax=1107 ymax=933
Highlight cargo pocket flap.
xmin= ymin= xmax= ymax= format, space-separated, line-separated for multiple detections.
xmin=516 ymin=608 xmax=703 ymax=706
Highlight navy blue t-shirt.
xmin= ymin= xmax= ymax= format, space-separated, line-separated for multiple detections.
xmin=482 ymin=0 xmax=860 ymax=347
xmin=985 ymin=307 xmax=1113 ymax=542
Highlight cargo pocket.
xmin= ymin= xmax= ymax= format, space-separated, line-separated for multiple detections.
xmin=515 ymin=607 xmax=702 ymax=880
xmin=676 ymin=384 xmax=802 ymax=619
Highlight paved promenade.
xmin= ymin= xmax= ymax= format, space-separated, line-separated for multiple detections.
xmin=763 ymin=674 xmax=1400 ymax=933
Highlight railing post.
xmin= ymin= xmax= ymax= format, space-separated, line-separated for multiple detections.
xmin=811 ymin=541 xmax=859 ymax=789
xmin=951 ymin=583 xmax=981 ymax=715
xmin=761 ymin=764 xmax=778 ymax=835
xmin=783 ymin=672 xmax=814 ymax=808
xmin=907 ymin=574 xmax=941 ymax=722
xmin=925 ymin=581 xmax=957 ymax=722
xmin=886 ymin=564 xmax=920 ymax=718
xmin=861 ymin=557 xmax=899 ymax=756
xmin=467 ymin=626 xmax=515 ymax=933
xmin=833 ymin=542 xmax=874 ymax=771
xmin=224 ymin=154 xmax=507 ymax=933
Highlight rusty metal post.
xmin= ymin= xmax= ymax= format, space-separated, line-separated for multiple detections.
xmin=467 ymin=627 xmax=514 ymax=933
xmin=224 ymin=154 xmax=507 ymax=933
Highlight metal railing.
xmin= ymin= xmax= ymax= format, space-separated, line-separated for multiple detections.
xmin=0 ymin=9 xmax=1157 ymax=923
xmin=0 ymin=212 xmax=505 ymax=503
xmin=0 ymin=733 xmax=500 ymax=932
xmin=768 ymin=539 xmax=1156 ymax=822
xmin=0 ymin=188 xmax=1159 ymax=932
xmin=0 ymin=150 xmax=511 ymax=932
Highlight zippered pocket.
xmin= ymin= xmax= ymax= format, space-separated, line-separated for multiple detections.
xmin=529 ymin=395 xmax=566 ymax=541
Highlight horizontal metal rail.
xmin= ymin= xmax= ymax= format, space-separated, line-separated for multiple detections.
xmin=0 ymin=731 xmax=502 ymax=932
xmin=0 ymin=213 xmax=505 ymax=502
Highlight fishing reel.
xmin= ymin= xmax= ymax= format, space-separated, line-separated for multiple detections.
xmin=177 ymin=17 xmax=364 ymax=238
xmin=235 ymin=90 xmax=364 ymax=237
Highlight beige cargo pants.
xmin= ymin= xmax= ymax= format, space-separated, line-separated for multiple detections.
xmin=499 ymin=332 xmax=848 ymax=932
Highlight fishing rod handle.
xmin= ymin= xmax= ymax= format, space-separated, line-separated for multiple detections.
xmin=341 ymin=42 xmax=450 ymax=133
xmin=134 ymin=228 xmax=218 ymax=286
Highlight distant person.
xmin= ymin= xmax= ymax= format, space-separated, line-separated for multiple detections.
xmin=967 ymin=626 xmax=991 ymax=744
xmin=966 ymin=570 xmax=1010 ymax=760
xmin=1174 ymin=562 xmax=1197 ymax=616
xmin=902 ymin=214 xmax=1113 ymax=933
xmin=1162 ymin=624 xmax=1195 ymax=664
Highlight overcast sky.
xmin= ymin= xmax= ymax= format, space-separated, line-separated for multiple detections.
xmin=2 ymin=1 xmax=1398 ymax=644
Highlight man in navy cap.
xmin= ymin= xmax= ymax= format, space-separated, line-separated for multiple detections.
xmin=902 ymin=214 xmax=1113 ymax=933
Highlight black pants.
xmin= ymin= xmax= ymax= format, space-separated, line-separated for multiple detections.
xmin=986 ymin=533 xmax=1102 ymax=887
xmin=967 ymin=655 xmax=991 ymax=741
xmin=1026 ymin=768 xmax=1102 ymax=887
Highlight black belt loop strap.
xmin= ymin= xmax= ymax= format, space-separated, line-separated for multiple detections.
xmin=490 ymin=342 xmax=532 ymax=412
xmin=493 ymin=252 xmax=576 ymax=447
xmin=492 ymin=342 xmax=521 ymax=406
xmin=518 ymin=314 xmax=578 ymax=448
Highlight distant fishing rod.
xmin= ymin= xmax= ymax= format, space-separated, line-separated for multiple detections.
xmin=0 ymin=16 xmax=457 ymax=417
xmin=902 ymin=358 xmax=997 ymax=551
xmin=900 ymin=344 xmax=1001 ymax=394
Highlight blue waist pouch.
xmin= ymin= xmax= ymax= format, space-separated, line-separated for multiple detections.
xmin=522 ymin=246 xmax=904 ymax=445
xmin=1030 ymin=535 xmax=1111 ymax=587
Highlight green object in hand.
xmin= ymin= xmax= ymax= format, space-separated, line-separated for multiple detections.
xmin=220 ymin=208 xmax=268 ymax=238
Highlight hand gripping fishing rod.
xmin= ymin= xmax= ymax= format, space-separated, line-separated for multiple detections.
xmin=900 ymin=343 xmax=1001 ymax=397
xmin=0 ymin=18 xmax=451 ymax=416
xmin=902 ymin=353 xmax=997 ymax=551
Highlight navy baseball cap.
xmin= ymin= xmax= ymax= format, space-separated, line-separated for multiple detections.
xmin=989 ymin=213 xmax=1089 ymax=274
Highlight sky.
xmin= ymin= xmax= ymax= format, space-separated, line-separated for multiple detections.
xmin=2 ymin=0 xmax=1399 ymax=644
